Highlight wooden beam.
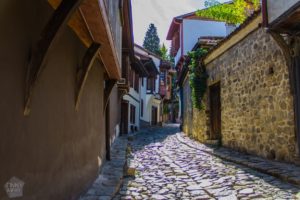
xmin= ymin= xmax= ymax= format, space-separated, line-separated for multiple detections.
xmin=49 ymin=0 xmax=122 ymax=79
xmin=269 ymin=31 xmax=294 ymax=94
xmin=103 ymin=79 xmax=117 ymax=113
xmin=76 ymin=42 xmax=101 ymax=110
xmin=105 ymin=102 xmax=111 ymax=160
xmin=270 ymin=32 xmax=300 ymax=155
xmin=80 ymin=0 xmax=122 ymax=79
xmin=294 ymin=55 xmax=300 ymax=155
xmin=24 ymin=0 xmax=83 ymax=115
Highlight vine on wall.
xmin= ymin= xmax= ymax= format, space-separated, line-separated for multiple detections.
xmin=188 ymin=48 xmax=208 ymax=110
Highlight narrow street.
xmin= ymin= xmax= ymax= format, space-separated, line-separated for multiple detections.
xmin=114 ymin=125 xmax=299 ymax=200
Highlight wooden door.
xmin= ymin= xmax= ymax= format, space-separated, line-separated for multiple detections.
xmin=294 ymin=55 xmax=300 ymax=153
xmin=151 ymin=106 xmax=158 ymax=125
xmin=209 ymin=83 xmax=221 ymax=140
xmin=121 ymin=101 xmax=129 ymax=134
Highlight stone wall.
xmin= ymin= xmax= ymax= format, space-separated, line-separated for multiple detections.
xmin=183 ymin=77 xmax=209 ymax=142
xmin=185 ymin=27 xmax=297 ymax=163
xmin=191 ymin=104 xmax=209 ymax=142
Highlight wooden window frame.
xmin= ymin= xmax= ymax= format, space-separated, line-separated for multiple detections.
xmin=134 ymin=72 xmax=139 ymax=92
xmin=147 ymin=77 xmax=154 ymax=92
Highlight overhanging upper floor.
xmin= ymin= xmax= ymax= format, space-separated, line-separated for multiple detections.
xmin=264 ymin=0 xmax=300 ymax=34
xmin=48 ymin=0 xmax=122 ymax=79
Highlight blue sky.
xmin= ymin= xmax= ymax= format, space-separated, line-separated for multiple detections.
xmin=132 ymin=0 xmax=227 ymax=50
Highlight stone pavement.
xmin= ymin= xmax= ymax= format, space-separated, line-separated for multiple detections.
xmin=114 ymin=124 xmax=300 ymax=200
xmin=177 ymin=133 xmax=300 ymax=187
xmin=80 ymin=136 xmax=128 ymax=200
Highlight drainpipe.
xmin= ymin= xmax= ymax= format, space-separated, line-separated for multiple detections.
xmin=262 ymin=0 xmax=268 ymax=27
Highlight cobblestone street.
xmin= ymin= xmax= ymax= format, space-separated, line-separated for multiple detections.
xmin=114 ymin=125 xmax=300 ymax=200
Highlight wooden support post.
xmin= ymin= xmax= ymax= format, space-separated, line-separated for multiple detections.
xmin=76 ymin=42 xmax=101 ymax=110
xmin=103 ymin=79 xmax=117 ymax=113
xmin=24 ymin=0 xmax=83 ymax=115
xmin=105 ymin=101 xmax=111 ymax=161
xmin=270 ymin=31 xmax=300 ymax=155
xmin=104 ymin=79 xmax=117 ymax=161
xmin=293 ymin=55 xmax=300 ymax=156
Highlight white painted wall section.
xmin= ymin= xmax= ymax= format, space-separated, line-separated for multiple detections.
xmin=123 ymin=87 xmax=140 ymax=132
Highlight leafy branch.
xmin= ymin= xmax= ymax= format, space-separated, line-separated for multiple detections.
xmin=196 ymin=0 xmax=260 ymax=24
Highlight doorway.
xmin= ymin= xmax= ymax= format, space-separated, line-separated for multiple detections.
xmin=209 ymin=82 xmax=221 ymax=140
xmin=121 ymin=100 xmax=129 ymax=134
xmin=151 ymin=106 xmax=158 ymax=125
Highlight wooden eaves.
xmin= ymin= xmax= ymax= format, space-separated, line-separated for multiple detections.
xmin=48 ymin=0 xmax=121 ymax=80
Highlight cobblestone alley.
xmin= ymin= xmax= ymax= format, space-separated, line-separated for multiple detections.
xmin=114 ymin=125 xmax=300 ymax=200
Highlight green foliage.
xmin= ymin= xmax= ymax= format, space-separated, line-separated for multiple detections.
xmin=188 ymin=49 xmax=209 ymax=110
xmin=163 ymin=105 xmax=170 ymax=114
xmin=159 ymin=43 xmax=175 ymax=68
xmin=143 ymin=23 xmax=161 ymax=55
xmin=160 ymin=43 xmax=168 ymax=60
xmin=196 ymin=0 xmax=260 ymax=24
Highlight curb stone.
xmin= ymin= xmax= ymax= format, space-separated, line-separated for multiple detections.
xmin=176 ymin=132 xmax=300 ymax=187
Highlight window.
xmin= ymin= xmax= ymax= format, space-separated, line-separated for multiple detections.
xmin=129 ymin=69 xmax=134 ymax=87
xmin=130 ymin=105 xmax=136 ymax=124
xmin=147 ymin=77 xmax=155 ymax=92
xmin=141 ymin=99 xmax=144 ymax=117
xmin=160 ymin=71 xmax=166 ymax=85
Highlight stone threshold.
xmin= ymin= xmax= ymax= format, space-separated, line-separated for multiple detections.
xmin=79 ymin=136 xmax=128 ymax=200
xmin=176 ymin=133 xmax=300 ymax=187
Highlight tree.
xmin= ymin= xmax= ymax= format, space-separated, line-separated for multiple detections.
xmin=160 ymin=43 xmax=168 ymax=60
xmin=143 ymin=23 xmax=161 ymax=55
xmin=196 ymin=0 xmax=260 ymax=24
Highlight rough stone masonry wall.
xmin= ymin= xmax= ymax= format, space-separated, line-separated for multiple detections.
xmin=191 ymin=93 xmax=209 ymax=143
xmin=183 ymin=76 xmax=209 ymax=142
xmin=205 ymin=28 xmax=296 ymax=162
xmin=182 ymin=27 xmax=297 ymax=163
